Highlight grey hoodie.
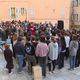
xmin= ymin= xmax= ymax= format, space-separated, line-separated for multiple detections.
xmin=69 ymin=40 xmax=79 ymax=56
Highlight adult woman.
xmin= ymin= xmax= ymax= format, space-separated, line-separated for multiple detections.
xmin=35 ymin=35 xmax=49 ymax=77
xmin=4 ymin=43 xmax=14 ymax=74
xmin=69 ymin=35 xmax=79 ymax=70
xmin=48 ymin=36 xmax=58 ymax=73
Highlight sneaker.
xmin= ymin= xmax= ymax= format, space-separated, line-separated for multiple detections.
xmin=43 ymin=76 xmax=46 ymax=79
xmin=68 ymin=68 xmax=71 ymax=70
xmin=52 ymin=71 xmax=56 ymax=73
xmin=9 ymin=72 xmax=13 ymax=75
xmin=68 ymin=68 xmax=74 ymax=71
xmin=48 ymin=71 xmax=52 ymax=74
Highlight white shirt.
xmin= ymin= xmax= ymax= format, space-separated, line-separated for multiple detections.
xmin=65 ymin=36 xmax=70 ymax=48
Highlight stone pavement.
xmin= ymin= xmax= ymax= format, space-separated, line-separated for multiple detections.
xmin=0 ymin=50 xmax=80 ymax=80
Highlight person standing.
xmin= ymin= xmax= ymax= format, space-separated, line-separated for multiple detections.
xmin=46 ymin=36 xmax=51 ymax=45
xmin=29 ymin=23 xmax=35 ymax=36
xmin=4 ymin=43 xmax=14 ymax=74
xmin=69 ymin=35 xmax=79 ymax=70
xmin=14 ymin=36 xmax=25 ymax=73
xmin=25 ymin=36 xmax=36 ymax=74
xmin=76 ymin=37 xmax=80 ymax=67
xmin=48 ymin=36 xmax=58 ymax=73
xmin=58 ymin=34 xmax=66 ymax=69
xmin=35 ymin=35 xmax=49 ymax=77
xmin=64 ymin=32 xmax=70 ymax=59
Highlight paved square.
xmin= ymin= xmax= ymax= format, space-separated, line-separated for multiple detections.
xmin=0 ymin=51 xmax=80 ymax=80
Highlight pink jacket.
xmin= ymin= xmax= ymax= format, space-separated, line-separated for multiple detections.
xmin=35 ymin=42 xmax=49 ymax=57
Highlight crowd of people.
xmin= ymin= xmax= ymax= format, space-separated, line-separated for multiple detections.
xmin=0 ymin=20 xmax=80 ymax=78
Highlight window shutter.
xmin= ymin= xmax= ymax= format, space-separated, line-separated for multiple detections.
xmin=16 ymin=8 xmax=19 ymax=19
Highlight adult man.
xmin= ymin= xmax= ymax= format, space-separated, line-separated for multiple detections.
xmin=14 ymin=36 xmax=25 ymax=73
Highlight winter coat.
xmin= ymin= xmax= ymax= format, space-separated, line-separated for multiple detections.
xmin=14 ymin=42 xmax=25 ymax=56
xmin=4 ymin=48 xmax=14 ymax=69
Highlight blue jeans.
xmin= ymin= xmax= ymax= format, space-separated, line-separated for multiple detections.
xmin=16 ymin=55 xmax=24 ymax=72
xmin=69 ymin=55 xmax=76 ymax=69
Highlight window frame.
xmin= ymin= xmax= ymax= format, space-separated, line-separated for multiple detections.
xmin=21 ymin=8 xmax=26 ymax=15
xmin=73 ymin=0 xmax=78 ymax=7
xmin=10 ymin=7 xmax=16 ymax=19
xmin=72 ymin=14 xmax=78 ymax=22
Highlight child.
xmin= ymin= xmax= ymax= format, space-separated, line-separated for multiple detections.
xmin=4 ymin=43 xmax=14 ymax=74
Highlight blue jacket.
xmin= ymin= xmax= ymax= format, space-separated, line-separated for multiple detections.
xmin=14 ymin=42 xmax=25 ymax=56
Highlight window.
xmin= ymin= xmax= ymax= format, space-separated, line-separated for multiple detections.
xmin=72 ymin=14 xmax=78 ymax=21
xmin=73 ymin=0 xmax=78 ymax=7
xmin=21 ymin=8 xmax=26 ymax=15
xmin=28 ymin=8 xmax=35 ymax=18
xmin=11 ymin=7 xmax=16 ymax=18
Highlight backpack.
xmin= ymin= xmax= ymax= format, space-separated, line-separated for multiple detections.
xmin=25 ymin=42 xmax=36 ymax=55
xmin=25 ymin=44 xmax=32 ymax=54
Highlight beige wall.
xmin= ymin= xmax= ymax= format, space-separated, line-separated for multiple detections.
xmin=0 ymin=0 xmax=71 ymax=29
xmin=73 ymin=6 xmax=80 ymax=25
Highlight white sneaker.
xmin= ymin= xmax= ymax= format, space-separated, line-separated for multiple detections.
xmin=9 ymin=72 xmax=13 ymax=75
xmin=48 ymin=71 xmax=52 ymax=74
xmin=52 ymin=71 xmax=56 ymax=73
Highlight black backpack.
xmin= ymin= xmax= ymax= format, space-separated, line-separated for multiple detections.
xmin=25 ymin=43 xmax=35 ymax=55
xmin=25 ymin=44 xmax=32 ymax=54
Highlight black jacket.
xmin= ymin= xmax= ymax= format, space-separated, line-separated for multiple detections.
xmin=25 ymin=42 xmax=35 ymax=56
xmin=14 ymin=42 xmax=25 ymax=56
xmin=4 ymin=48 xmax=14 ymax=69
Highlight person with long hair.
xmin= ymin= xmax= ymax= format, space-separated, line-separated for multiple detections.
xmin=48 ymin=36 xmax=58 ymax=73
xmin=69 ymin=35 xmax=79 ymax=70
xmin=35 ymin=35 xmax=49 ymax=77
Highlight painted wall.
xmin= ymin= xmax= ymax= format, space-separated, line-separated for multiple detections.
xmin=0 ymin=0 xmax=71 ymax=29
xmin=73 ymin=7 xmax=80 ymax=25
